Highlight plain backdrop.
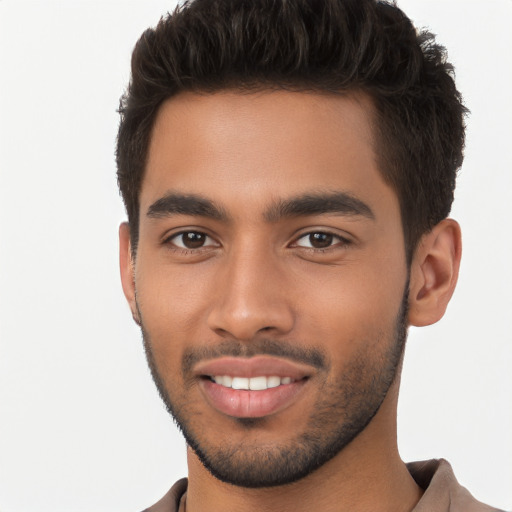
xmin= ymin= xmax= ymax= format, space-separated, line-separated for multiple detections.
xmin=0 ymin=1 xmax=511 ymax=511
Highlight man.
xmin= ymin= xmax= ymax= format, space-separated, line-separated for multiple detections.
xmin=116 ymin=1 xmax=503 ymax=511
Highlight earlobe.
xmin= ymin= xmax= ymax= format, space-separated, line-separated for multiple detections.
xmin=408 ymin=219 xmax=462 ymax=327
xmin=119 ymin=222 xmax=141 ymax=325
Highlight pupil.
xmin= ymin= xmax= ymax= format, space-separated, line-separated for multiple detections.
xmin=183 ymin=232 xmax=205 ymax=249
xmin=310 ymin=233 xmax=333 ymax=248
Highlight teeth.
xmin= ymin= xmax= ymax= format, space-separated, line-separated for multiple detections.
xmin=267 ymin=376 xmax=281 ymax=388
xmin=211 ymin=375 xmax=296 ymax=390
xmin=213 ymin=375 xmax=233 ymax=387
xmin=249 ymin=376 xmax=267 ymax=390
xmin=231 ymin=377 xmax=249 ymax=390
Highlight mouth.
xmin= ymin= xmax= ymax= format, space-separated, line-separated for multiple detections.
xmin=194 ymin=356 xmax=313 ymax=419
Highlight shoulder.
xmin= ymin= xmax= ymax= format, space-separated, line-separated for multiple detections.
xmin=408 ymin=459 xmax=505 ymax=512
xmin=142 ymin=478 xmax=188 ymax=512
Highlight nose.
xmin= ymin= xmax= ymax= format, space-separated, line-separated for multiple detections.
xmin=207 ymin=245 xmax=295 ymax=341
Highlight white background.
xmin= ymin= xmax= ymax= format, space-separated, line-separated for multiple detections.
xmin=0 ymin=1 xmax=511 ymax=511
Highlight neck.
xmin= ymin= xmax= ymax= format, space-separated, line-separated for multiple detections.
xmin=184 ymin=380 xmax=423 ymax=512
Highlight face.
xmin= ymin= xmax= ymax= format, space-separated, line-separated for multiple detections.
xmin=125 ymin=91 xmax=410 ymax=487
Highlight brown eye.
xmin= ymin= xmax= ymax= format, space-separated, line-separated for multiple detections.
xmin=182 ymin=232 xmax=206 ymax=248
xmin=170 ymin=231 xmax=216 ymax=249
xmin=294 ymin=231 xmax=347 ymax=250
xmin=309 ymin=233 xmax=333 ymax=248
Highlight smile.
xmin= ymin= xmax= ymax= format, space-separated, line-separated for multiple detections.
xmin=193 ymin=356 xmax=315 ymax=418
xmin=209 ymin=375 xmax=296 ymax=390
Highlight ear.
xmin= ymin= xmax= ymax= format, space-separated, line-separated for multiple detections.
xmin=408 ymin=219 xmax=462 ymax=327
xmin=119 ymin=222 xmax=141 ymax=325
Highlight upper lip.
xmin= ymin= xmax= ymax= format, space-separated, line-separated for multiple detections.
xmin=194 ymin=356 xmax=313 ymax=380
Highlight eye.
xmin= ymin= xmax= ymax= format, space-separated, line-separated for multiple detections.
xmin=294 ymin=231 xmax=347 ymax=249
xmin=167 ymin=231 xmax=218 ymax=250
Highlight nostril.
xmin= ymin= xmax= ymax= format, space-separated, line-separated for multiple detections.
xmin=207 ymin=299 xmax=295 ymax=341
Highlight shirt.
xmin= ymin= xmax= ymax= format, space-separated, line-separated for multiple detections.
xmin=143 ymin=459 xmax=505 ymax=512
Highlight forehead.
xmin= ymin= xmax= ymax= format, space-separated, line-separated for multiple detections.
xmin=142 ymin=90 xmax=395 ymax=218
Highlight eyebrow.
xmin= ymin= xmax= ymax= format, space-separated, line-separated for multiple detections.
xmin=147 ymin=193 xmax=228 ymax=221
xmin=264 ymin=192 xmax=375 ymax=222
xmin=146 ymin=190 xmax=374 ymax=222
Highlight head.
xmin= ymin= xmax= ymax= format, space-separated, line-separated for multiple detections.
xmin=117 ymin=0 xmax=465 ymax=489
xmin=116 ymin=0 xmax=467 ymax=263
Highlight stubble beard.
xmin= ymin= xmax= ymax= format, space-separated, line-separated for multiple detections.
xmin=138 ymin=286 xmax=409 ymax=488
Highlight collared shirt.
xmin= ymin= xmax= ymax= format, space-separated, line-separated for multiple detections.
xmin=406 ymin=459 xmax=504 ymax=512
xmin=143 ymin=459 xmax=505 ymax=512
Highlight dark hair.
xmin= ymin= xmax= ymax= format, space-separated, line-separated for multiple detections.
xmin=116 ymin=0 xmax=467 ymax=261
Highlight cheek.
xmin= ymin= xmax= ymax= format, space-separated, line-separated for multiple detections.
xmin=292 ymin=257 xmax=407 ymax=359
xmin=135 ymin=258 xmax=215 ymax=352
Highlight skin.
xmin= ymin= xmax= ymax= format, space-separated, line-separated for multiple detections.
xmin=120 ymin=90 xmax=461 ymax=512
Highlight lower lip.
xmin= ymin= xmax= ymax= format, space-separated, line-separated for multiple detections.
xmin=200 ymin=378 xmax=308 ymax=418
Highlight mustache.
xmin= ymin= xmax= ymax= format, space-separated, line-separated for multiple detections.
xmin=182 ymin=338 xmax=329 ymax=376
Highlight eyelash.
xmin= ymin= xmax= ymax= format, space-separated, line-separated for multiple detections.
xmin=163 ymin=231 xmax=218 ymax=251
xmin=163 ymin=229 xmax=351 ymax=253
xmin=292 ymin=231 xmax=351 ymax=251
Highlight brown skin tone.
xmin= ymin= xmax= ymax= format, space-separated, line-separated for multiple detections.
xmin=120 ymin=91 xmax=461 ymax=512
